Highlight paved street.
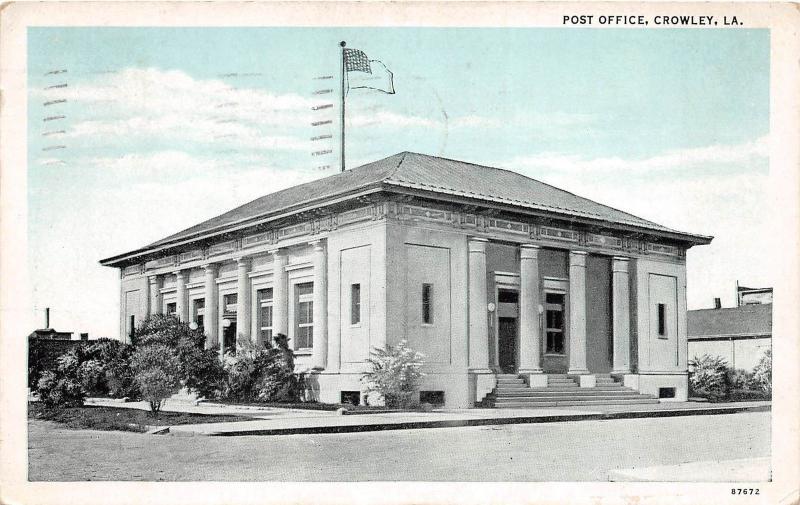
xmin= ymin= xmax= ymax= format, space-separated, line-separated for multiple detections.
xmin=28 ymin=411 xmax=770 ymax=481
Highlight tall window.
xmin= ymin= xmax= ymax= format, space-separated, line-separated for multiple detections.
xmin=422 ymin=283 xmax=434 ymax=324
xmin=295 ymin=282 xmax=314 ymax=349
xmin=657 ymin=303 xmax=667 ymax=337
xmin=545 ymin=293 xmax=565 ymax=354
xmin=193 ymin=299 xmax=205 ymax=332
xmin=258 ymin=288 xmax=274 ymax=345
xmin=351 ymin=283 xmax=361 ymax=325
xmin=129 ymin=315 xmax=135 ymax=338
xmin=223 ymin=293 xmax=238 ymax=317
xmin=166 ymin=302 xmax=177 ymax=316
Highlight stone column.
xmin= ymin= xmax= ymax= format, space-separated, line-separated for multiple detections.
xmin=468 ymin=237 xmax=491 ymax=372
xmin=203 ymin=263 xmax=218 ymax=349
xmin=310 ymin=240 xmax=328 ymax=370
xmin=612 ymin=256 xmax=631 ymax=374
xmin=175 ymin=270 xmax=188 ymax=322
xmin=236 ymin=257 xmax=251 ymax=347
xmin=271 ymin=249 xmax=289 ymax=338
xmin=148 ymin=275 xmax=161 ymax=317
xmin=518 ymin=245 xmax=544 ymax=383
xmin=568 ymin=251 xmax=590 ymax=375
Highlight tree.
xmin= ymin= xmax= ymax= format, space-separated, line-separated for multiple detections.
xmin=752 ymin=348 xmax=772 ymax=394
xmin=130 ymin=344 xmax=181 ymax=416
xmin=134 ymin=315 xmax=224 ymax=400
xmin=361 ymin=340 xmax=425 ymax=408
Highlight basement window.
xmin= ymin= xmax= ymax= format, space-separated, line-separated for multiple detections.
xmin=659 ymin=387 xmax=676 ymax=399
xmin=340 ymin=391 xmax=361 ymax=406
xmin=420 ymin=391 xmax=445 ymax=406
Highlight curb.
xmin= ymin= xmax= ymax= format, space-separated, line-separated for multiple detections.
xmin=185 ymin=403 xmax=770 ymax=437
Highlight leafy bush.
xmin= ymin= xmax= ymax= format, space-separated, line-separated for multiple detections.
xmin=77 ymin=359 xmax=106 ymax=395
xmin=134 ymin=315 xmax=224 ymax=399
xmin=130 ymin=344 xmax=181 ymax=415
xmin=253 ymin=335 xmax=297 ymax=402
xmin=752 ymin=349 xmax=772 ymax=394
xmin=36 ymin=370 xmax=85 ymax=408
xmin=182 ymin=345 xmax=225 ymax=399
xmin=35 ymin=349 xmax=88 ymax=408
xmin=688 ymin=354 xmax=730 ymax=402
xmin=726 ymin=368 xmax=753 ymax=391
xmin=361 ymin=340 xmax=425 ymax=409
xmin=220 ymin=335 xmax=298 ymax=402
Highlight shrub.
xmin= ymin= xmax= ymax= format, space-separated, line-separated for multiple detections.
xmin=35 ymin=349 xmax=88 ymax=408
xmin=688 ymin=354 xmax=730 ymax=402
xmin=77 ymin=359 xmax=106 ymax=395
xmin=361 ymin=340 xmax=425 ymax=409
xmin=182 ymin=345 xmax=225 ymax=400
xmin=130 ymin=344 xmax=181 ymax=415
xmin=36 ymin=370 xmax=85 ymax=408
xmin=726 ymin=368 xmax=753 ymax=391
xmin=253 ymin=335 xmax=297 ymax=402
xmin=134 ymin=315 xmax=224 ymax=399
xmin=220 ymin=334 xmax=298 ymax=402
xmin=752 ymin=349 xmax=772 ymax=394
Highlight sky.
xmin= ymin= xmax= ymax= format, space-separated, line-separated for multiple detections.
xmin=27 ymin=27 xmax=770 ymax=338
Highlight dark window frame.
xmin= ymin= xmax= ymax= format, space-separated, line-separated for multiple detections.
xmin=422 ymin=283 xmax=434 ymax=325
xmin=351 ymin=283 xmax=361 ymax=325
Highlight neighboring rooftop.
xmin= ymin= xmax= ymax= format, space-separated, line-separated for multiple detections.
xmin=687 ymin=304 xmax=772 ymax=338
xmin=102 ymin=151 xmax=712 ymax=265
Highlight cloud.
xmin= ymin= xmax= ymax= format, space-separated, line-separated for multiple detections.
xmin=38 ymin=67 xmax=319 ymax=153
xmin=505 ymin=135 xmax=769 ymax=175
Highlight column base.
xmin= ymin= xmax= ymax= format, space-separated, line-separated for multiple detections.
xmin=519 ymin=371 xmax=547 ymax=388
xmin=578 ymin=375 xmax=596 ymax=388
xmin=568 ymin=368 xmax=590 ymax=375
xmin=611 ymin=368 xmax=632 ymax=376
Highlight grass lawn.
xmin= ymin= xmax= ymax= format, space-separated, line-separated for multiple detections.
xmin=28 ymin=403 xmax=256 ymax=433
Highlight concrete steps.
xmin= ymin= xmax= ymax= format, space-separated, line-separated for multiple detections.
xmin=482 ymin=373 xmax=658 ymax=408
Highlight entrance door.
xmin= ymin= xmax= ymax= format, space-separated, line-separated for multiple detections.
xmin=223 ymin=321 xmax=237 ymax=353
xmin=498 ymin=317 xmax=517 ymax=373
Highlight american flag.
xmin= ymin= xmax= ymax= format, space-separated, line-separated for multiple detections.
xmin=343 ymin=48 xmax=372 ymax=73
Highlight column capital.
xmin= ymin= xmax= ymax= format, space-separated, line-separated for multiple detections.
xmin=268 ymin=247 xmax=287 ymax=258
xmin=173 ymin=269 xmax=187 ymax=279
xmin=612 ymin=256 xmax=631 ymax=273
xmin=309 ymin=239 xmax=326 ymax=252
xmin=235 ymin=256 xmax=251 ymax=268
xmin=569 ymin=250 xmax=588 ymax=267
xmin=202 ymin=262 xmax=218 ymax=274
xmin=468 ymin=236 xmax=489 ymax=254
xmin=520 ymin=244 xmax=541 ymax=259
xmin=148 ymin=274 xmax=159 ymax=284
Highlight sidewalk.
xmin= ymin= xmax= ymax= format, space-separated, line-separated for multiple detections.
xmin=96 ymin=399 xmax=768 ymax=437
xmin=608 ymin=457 xmax=771 ymax=482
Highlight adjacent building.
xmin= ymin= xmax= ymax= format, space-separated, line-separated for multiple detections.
xmin=688 ymin=285 xmax=772 ymax=371
xmin=100 ymin=152 xmax=712 ymax=407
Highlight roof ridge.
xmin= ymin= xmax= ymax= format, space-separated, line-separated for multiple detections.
xmin=391 ymin=151 xmax=674 ymax=231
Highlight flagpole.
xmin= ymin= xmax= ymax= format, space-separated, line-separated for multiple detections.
xmin=340 ymin=41 xmax=346 ymax=172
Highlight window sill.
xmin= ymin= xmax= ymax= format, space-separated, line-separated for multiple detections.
xmin=294 ymin=348 xmax=313 ymax=356
xmin=543 ymin=353 xmax=566 ymax=357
